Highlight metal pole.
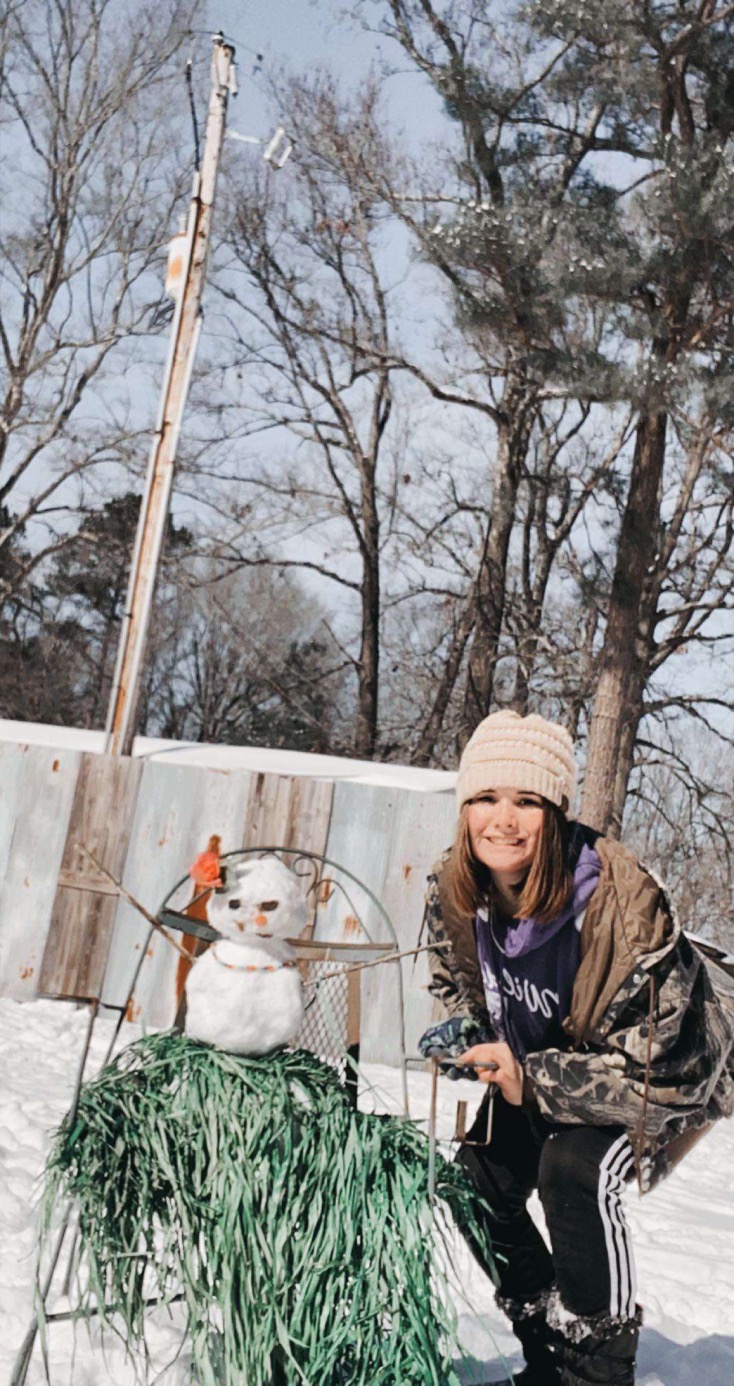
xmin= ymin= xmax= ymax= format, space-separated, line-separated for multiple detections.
xmin=9 ymin=1222 xmax=70 ymax=1386
xmin=104 ymin=34 xmax=236 ymax=757
xmin=428 ymin=1057 xmax=438 ymax=1202
xmin=9 ymin=1001 xmax=101 ymax=1386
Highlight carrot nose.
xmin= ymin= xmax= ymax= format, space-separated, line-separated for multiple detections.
xmin=254 ymin=914 xmax=268 ymax=927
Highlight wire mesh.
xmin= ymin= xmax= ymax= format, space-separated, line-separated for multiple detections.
xmin=296 ymin=959 xmax=352 ymax=1083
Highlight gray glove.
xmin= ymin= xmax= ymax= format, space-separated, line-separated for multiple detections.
xmin=418 ymin=1016 xmax=492 ymax=1080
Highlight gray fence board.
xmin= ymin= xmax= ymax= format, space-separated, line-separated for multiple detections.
xmin=319 ymin=783 xmax=458 ymax=1065
xmin=38 ymin=754 xmax=144 ymax=1000
xmin=373 ymin=790 xmax=457 ymax=1064
xmin=0 ymin=744 xmax=80 ymax=1000
xmin=317 ymin=783 xmax=397 ymax=947
xmin=243 ymin=773 xmax=334 ymax=853
xmin=101 ymin=762 xmax=254 ymax=1025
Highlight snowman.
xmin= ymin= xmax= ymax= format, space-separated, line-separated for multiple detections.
xmin=184 ymin=855 xmax=309 ymax=1056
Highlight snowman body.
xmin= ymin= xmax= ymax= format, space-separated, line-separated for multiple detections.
xmin=185 ymin=857 xmax=308 ymax=1056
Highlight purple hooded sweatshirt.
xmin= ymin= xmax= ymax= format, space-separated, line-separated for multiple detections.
xmin=475 ymin=829 xmax=601 ymax=1062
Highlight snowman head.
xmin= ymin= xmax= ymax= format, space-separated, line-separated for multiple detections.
xmin=206 ymin=855 xmax=309 ymax=942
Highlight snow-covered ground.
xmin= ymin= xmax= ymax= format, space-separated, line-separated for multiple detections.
xmin=1 ymin=998 xmax=733 ymax=1385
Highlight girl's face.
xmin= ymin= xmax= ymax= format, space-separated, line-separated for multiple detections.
xmin=467 ymin=787 xmax=545 ymax=886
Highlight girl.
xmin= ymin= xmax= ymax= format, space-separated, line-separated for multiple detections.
xmin=418 ymin=710 xmax=734 ymax=1386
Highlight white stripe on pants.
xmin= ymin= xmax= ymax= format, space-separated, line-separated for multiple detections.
xmin=597 ymin=1132 xmax=637 ymax=1317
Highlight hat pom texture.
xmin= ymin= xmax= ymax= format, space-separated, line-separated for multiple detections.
xmin=456 ymin=710 xmax=578 ymax=816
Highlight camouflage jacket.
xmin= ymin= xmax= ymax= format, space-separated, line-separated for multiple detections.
xmin=422 ymin=829 xmax=734 ymax=1191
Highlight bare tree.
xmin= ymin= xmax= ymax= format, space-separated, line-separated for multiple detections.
xmin=197 ymin=78 xmax=403 ymax=758
xmin=142 ymin=566 xmax=347 ymax=753
xmin=609 ymin=413 xmax=734 ymax=829
xmin=507 ymin=406 xmax=632 ymax=714
xmin=0 ymin=0 xmax=196 ymax=603
xmin=625 ymin=731 xmax=734 ymax=950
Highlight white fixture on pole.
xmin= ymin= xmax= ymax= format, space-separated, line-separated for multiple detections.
xmin=226 ymin=124 xmax=293 ymax=165
xmin=104 ymin=34 xmax=237 ymax=757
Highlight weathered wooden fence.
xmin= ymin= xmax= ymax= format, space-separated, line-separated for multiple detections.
xmin=0 ymin=742 xmax=457 ymax=1064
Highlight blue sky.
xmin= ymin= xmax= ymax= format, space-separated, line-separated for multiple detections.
xmin=211 ymin=0 xmax=448 ymax=144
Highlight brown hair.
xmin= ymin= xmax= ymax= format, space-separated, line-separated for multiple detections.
xmin=448 ymin=798 xmax=572 ymax=924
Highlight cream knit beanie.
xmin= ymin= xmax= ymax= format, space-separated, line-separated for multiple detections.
xmin=456 ymin=710 xmax=578 ymax=816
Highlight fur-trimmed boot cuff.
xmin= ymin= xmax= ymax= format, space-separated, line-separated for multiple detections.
xmin=492 ymin=1287 xmax=562 ymax=1385
xmin=547 ymin=1292 xmax=642 ymax=1386
xmin=496 ymin=1286 xmax=555 ymax=1324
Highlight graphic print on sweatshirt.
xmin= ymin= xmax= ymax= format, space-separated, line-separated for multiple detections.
xmin=477 ymin=931 xmax=507 ymax=1040
xmin=477 ymin=907 xmax=582 ymax=1061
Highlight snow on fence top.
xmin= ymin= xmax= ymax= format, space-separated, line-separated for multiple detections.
xmin=0 ymin=718 xmax=456 ymax=794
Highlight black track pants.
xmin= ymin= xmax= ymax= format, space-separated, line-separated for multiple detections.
xmin=454 ymin=1091 xmax=637 ymax=1319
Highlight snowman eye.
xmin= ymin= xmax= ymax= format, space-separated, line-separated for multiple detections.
xmin=259 ymin=900 xmax=279 ymax=911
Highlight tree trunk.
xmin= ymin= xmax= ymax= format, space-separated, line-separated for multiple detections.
xmin=511 ymin=585 xmax=549 ymax=715
xmin=567 ymin=606 xmax=602 ymax=743
xmin=581 ymin=411 xmax=667 ymax=833
xmin=510 ymin=625 xmax=534 ymax=716
xmin=606 ymin=534 xmax=667 ymax=834
xmin=609 ymin=700 xmax=644 ymax=836
xmin=354 ymin=496 xmax=380 ymax=759
xmin=460 ymin=377 xmax=534 ymax=742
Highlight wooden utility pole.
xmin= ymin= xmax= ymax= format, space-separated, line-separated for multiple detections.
xmin=104 ymin=34 xmax=236 ymax=756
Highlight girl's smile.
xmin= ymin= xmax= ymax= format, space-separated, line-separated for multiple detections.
xmin=467 ymin=787 xmax=545 ymax=886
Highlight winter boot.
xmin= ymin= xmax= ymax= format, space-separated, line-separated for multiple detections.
xmin=554 ymin=1303 xmax=641 ymax=1385
xmin=492 ymin=1293 xmax=563 ymax=1385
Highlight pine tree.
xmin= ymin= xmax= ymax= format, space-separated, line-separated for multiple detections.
xmin=384 ymin=2 xmax=734 ymax=827
xmin=523 ymin=0 xmax=734 ymax=829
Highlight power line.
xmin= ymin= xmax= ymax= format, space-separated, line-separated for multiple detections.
xmin=186 ymin=27 xmax=264 ymax=74
xmin=184 ymin=57 xmax=201 ymax=171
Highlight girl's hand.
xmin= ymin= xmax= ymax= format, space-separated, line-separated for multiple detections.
xmin=456 ymin=1042 xmax=524 ymax=1105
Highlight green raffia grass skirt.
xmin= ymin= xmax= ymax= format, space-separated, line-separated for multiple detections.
xmin=42 ymin=1031 xmax=496 ymax=1384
